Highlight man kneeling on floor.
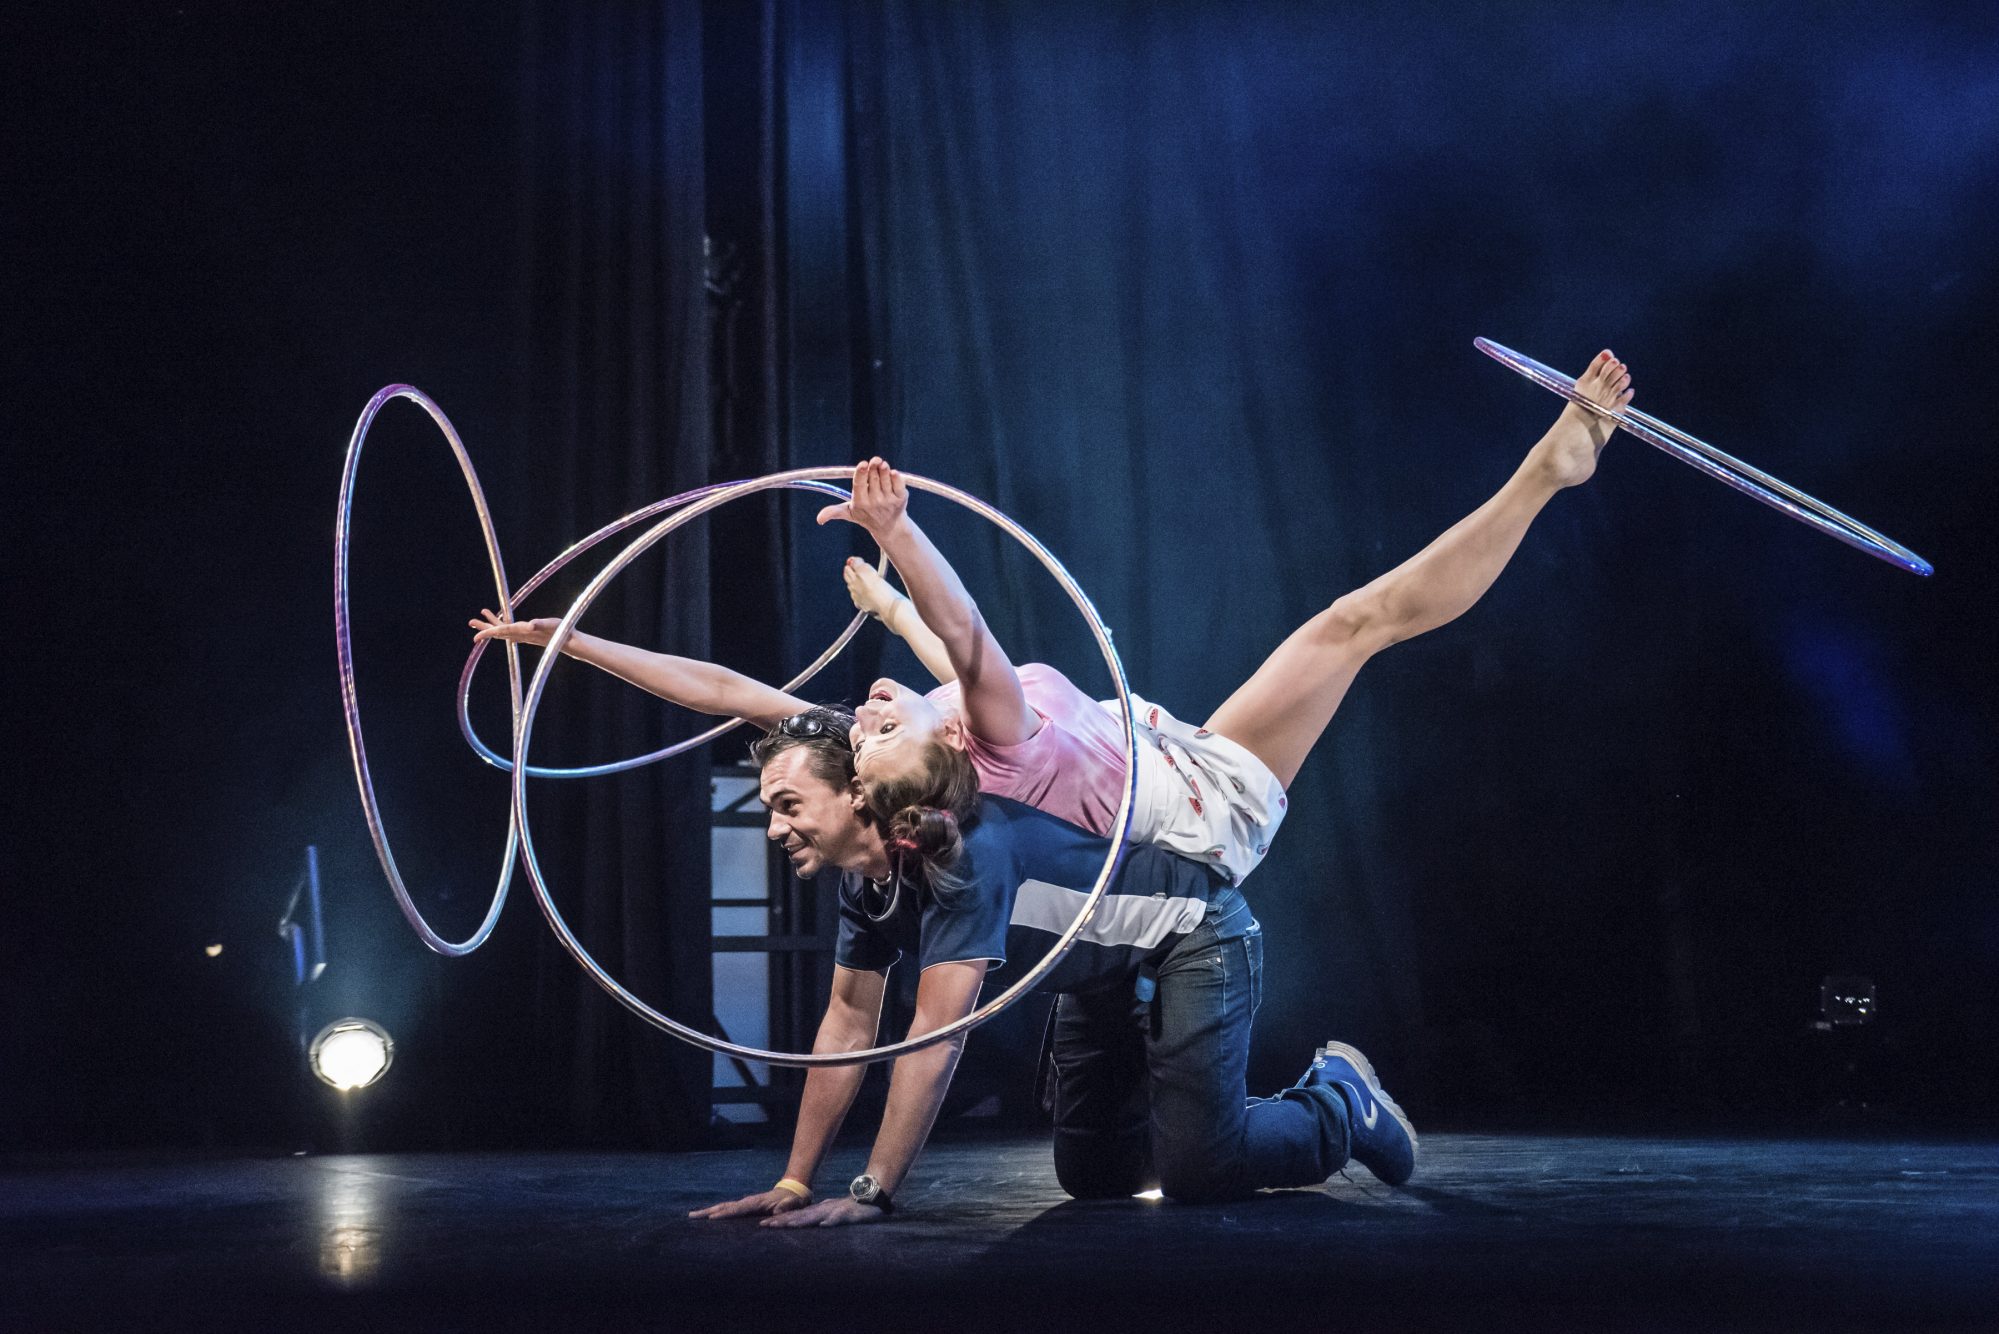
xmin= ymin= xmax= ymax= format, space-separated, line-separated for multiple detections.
xmin=690 ymin=709 xmax=1417 ymax=1227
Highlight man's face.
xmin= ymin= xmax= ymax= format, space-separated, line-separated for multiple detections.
xmin=758 ymin=746 xmax=868 ymax=877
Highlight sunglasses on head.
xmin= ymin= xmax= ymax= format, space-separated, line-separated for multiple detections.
xmin=777 ymin=711 xmax=852 ymax=746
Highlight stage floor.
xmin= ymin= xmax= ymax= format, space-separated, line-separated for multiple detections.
xmin=3 ymin=1131 xmax=1994 ymax=1331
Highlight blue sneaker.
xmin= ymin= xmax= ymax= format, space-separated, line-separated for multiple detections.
xmin=1301 ymin=1041 xmax=1418 ymax=1186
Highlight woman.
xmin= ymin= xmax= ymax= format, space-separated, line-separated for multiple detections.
xmin=475 ymin=349 xmax=1634 ymax=882
xmin=816 ymin=348 xmax=1633 ymax=881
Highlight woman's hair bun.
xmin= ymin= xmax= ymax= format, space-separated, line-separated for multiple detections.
xmin=888 ymin=804 xmax=962 ymax=869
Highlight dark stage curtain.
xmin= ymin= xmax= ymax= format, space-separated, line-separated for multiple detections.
xmin=506 ymin=0 xmax=713 ymax=1146
xmin=834 ymin=0 xmax=1999 ymax=1126
xmin=842 ymin=3 xmax=1431 ymax=1094
xmin=5 ymin=0 xmax=1988 ymax=1150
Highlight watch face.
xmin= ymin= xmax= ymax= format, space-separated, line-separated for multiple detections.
xmin=850 ymin=1174 xmax=880 ymax=1204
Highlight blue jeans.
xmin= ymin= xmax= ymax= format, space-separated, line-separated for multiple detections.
xmin=1049 ymin=888 xmax=1350 ymax=1203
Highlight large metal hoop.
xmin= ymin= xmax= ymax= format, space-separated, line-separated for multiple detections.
xmin=511 ymin=467 xmax=1140 ymax=1068
xmin=338 ymin=390 xmax=887 ymax=949
xmin=335 ymin=385 xmax=522 ymax=956
xmin=454 ymin=486 xmax=889 ymax=779
xmin=1474 ymin=337 xmax=1932 ymax=576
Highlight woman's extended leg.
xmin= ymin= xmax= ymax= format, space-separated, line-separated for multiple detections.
xmin=1203 ymin=350 xmax=1633 ymax=789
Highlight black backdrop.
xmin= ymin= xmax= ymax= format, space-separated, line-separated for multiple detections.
xmin=836 ymin=1 xmax=1999 ymax=1122
xmin=4 ymin=0 xmax=1995 ymax=1150
xmin=5 ymin=1 xmax=718 ymax=1149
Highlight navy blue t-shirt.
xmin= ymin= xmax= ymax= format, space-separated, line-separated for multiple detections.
xmin=836 ymin=796 xmax=1222 ymax=995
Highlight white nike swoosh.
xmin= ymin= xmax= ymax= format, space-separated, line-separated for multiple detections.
xmin=1362 ymin=1100 xmax=1380 ymax=1130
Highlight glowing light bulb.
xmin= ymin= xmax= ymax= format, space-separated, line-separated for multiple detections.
xmin=309 ymin=1019 xmax=395 ymax=1090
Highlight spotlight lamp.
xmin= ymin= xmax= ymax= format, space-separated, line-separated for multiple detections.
xmin=309 ymin=1018 xmax=395 ymax=1091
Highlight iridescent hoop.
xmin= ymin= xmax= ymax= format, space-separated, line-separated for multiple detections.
xmin=335 ymin=385 xmax=522 ymax=956
xmin=510 ymin=467 xmax=1139 ymax=1068
xmin=1475 ymin=337 xmax=1933 ymax=576
xmin=337 ymin=386 xmax=1139 ymax=1066
xmin=337 ymin=389 xmax=882 ymax=952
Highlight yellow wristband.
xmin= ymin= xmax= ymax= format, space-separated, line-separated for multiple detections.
xmin=773 ymin=1177 xmax=812 ymax=1202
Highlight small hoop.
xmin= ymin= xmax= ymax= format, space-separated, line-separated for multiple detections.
xmin=1474 ymin=337 xmax=1932 ymax=577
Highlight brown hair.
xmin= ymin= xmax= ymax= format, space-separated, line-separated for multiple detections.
xmin=747 ymin=706 xmax=857 ymax=789
xmin=861 ymin=737 xmax=981 ymax=893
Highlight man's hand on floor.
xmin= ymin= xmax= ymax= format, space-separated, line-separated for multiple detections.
xmin=688 ymin=1188 xmax=807 ymax=1221
xmin=760 ymin=1196 xmax=889 ymax=1228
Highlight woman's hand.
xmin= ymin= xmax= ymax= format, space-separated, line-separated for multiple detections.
xmin=816 ymin=458 xmax=910 ymax=540
xmin=688 ymin=1187 xmax=813 ymax=1221
xmin=468 ymin=608 xmax=556 ymax=648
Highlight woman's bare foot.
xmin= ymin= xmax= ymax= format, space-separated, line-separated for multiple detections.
xmin=1536 ymin=350 xmax=1634 ymax=489
xmin=842 ymin=557 xmax=904 ymax=620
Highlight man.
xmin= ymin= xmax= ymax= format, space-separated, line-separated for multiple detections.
xmin=688 ymin=711 xmax=1416 ymax=1227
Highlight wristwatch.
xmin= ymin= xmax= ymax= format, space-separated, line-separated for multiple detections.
xmin=849 ymin=1173 xmax=895 ymax=1215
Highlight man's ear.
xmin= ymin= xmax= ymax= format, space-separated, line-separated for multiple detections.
xmin=846 ymin=777 xmax=869 ymax=813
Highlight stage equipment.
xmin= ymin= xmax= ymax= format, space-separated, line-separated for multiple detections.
xmin=277 ymin=844 xmax=328 ymax=987
xmin=336 ymin=389 xmax=1138 ymax=1070
xmin=1809 ymin=974 xmax=1881 ymax=1119
xmin=1815 ymin=975 xmax=1876 ymax=1029
xmin=278 ymin=844 xmax=331 ymax=1061
xmin=309 ymin=1018 xmax=395 ymax=1091
xmin=1474 ymin=338 xmax=1932 ymax=576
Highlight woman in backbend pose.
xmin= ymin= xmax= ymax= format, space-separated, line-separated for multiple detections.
xmin=473 ymin=349 xmax=1634 ymax=883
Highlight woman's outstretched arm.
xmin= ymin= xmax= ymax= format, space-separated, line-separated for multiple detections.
xmin=816 ymin=459 xmax=1039 ymax=745
xmin=470 ymin=611 xmax=810 ymax=730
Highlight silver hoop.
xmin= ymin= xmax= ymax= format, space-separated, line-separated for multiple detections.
xmin=338 ymin=389 xmax=887 ymax=950
xmin=511 ymin=467 xmax=1140 ymax=1069
xmin=1474 ymin=337 xmax=1932 ymax=576
xmin=454 ymin=487 xmax=888 ymax=779
xmin=335 ymin=385 xmax=523 ymax=956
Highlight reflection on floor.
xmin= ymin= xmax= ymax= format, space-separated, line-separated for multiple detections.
xmin=3 ymin=1132 xmax=1995 ymax=1331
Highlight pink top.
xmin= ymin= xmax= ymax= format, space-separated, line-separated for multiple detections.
xmin=924 ymin=663 xmax=1130 ymax=837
